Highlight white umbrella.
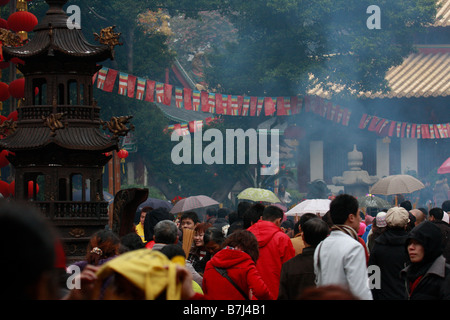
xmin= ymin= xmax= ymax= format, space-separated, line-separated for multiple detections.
xmin=170 ymin=195 xmax=219 ymax=214
xmin=285 ymin=199 xmax=331 ymax=217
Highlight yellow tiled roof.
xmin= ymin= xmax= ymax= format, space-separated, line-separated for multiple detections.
xmin=435 ymin=0 xmax=450 ymax=27
xmin=362 ymin=49 xmax=450 ymax=99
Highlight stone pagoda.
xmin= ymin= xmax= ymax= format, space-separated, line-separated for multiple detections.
xmin=332 ymin=145 xmax=379 ymax=198
xmin=0 ymin=0 xmax=131 ymax=262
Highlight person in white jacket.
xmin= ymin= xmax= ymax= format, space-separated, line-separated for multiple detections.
xmin=314 ymin=194 xmax=373 ymax=300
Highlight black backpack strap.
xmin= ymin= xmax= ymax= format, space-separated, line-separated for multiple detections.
xmin=214 ymin=267 xmax=250 ymax=300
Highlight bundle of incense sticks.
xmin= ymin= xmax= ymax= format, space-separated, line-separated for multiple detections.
xmin=182 ymin=228 xmax=194 ymax=258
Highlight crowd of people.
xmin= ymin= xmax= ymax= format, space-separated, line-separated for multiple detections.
xmin=2 ymin=192 xmax=450 ymax=300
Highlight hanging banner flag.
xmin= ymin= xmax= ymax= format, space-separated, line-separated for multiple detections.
xmin=175 ymin=87 xmax=184 ymax=108
xmin=231 ymin=95 xmax=239 ymax=115
xmin=378 ymin=120 xmax=390 ymax=136
xmin=400 ymin=122 xmax=407 ymax=138
xmin=215 ymin=93 xmax=223 ymax=114
xmin=249 ymin=97 xmax=257 ymax=116
xmin=96 ymin=67 xmax=108 ymax=90
xmin=264 ymin=97 xmax=276 ymax=116
xmin=395 ymin=122 xmax=402 ymax=138
xmin=411 ymin=124 xmax=417 ymax=139
xmin=416 ymin=124 xmax=421 ymax=139
xmin=201 ymin=91 xmax=209 ymax=112
xmin=327 ymin=103 xmax=336 ymax=121
xmin=242 ymin=96 xmax=251 ymax=116
xmin=222 ymin=94 xmax=229 ymax=115
xmin=388 ymin=121 xmax=396 ymax=137
xmin=164 ymin=83 xmax=173 ymax=106
xmin=368 ymin=116 xmax=380 ymax=132
xmin=276 ymin=97 xmax=285 ymax=116
xmin=359 ymin=114 xmax=372 ymax=129
xmin=421 ymin=124 xmax=430 ymax=139
xmin=118 ymin=72 xmax=129 ymax=96
xmin=208 ymin=92 xmax=216 ymax=113
xmin=429 ymin=124 xmax=436 ymax=139
xmin=434 ymin=124 xmax=441 ymax=139
xmin=136 ymin=78 xmax=146 ymax=100
xmin=192 ymin=90 xmax=201 ymax=111
xmin=374 ymin=118 xmax=387 ymax=133
xmin=103 ymin=68 xmax=118 ymax=92
xmin=183 ymin=88 xmax=192 ymax=110
xmin=406 ymin=123 xmax=411 ymax=138
xmin=145 ymin=80 xmax=156 ymax=102
xmin=256 ymin=97 xmax=264 ymax=116
xmin=155 ymin=82 xmax=164 ymax=103
xmin=342 ymin=109 xmax=351 ymax=126
xmin=127 ymin=75 xmax=137 ymax=99
xmin=437 ymin=124 xmax=446 ymax=138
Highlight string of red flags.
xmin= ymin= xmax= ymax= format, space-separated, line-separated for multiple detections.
xmin=358 ymin=114 xmax=450 ymax=139
xmin=92 ymin=67 xmax=449 ymax=139
xmin=92 ymin=67 xmax=350 ymax=125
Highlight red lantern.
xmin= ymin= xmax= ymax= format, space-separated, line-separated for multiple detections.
xmin=0 ymin=82 xmax=9 ymax=101
xmin=7 ymin=11 xmax=38 ymax=33
xmin=9 ymin=78 xmax=25 ymax=99
xmin=28 ymin=181 xmax=39 ymax=198
xmin=117 ymin=149 xmax=129 ymax=173
xmin=117 ymin=149 xmax=129 ymax=159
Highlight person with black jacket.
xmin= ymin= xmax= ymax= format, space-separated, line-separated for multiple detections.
xmin=368 ymin=207 xmax=410 ymax=300
xmin=401 ymin=221 xmax=450 ymax=299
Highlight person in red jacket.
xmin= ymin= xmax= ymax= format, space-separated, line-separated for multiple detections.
xmin=202 ymin=230 xmax=274 ymax=300
xmin=247 ymin=205 xmax=295 ymax=298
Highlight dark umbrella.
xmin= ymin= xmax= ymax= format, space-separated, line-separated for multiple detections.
xmin=138 ymin=198 xmax=173 ymax=211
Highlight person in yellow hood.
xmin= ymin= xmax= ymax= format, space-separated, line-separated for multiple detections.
xmin=65 ymin=249 xmax=198 ymax=300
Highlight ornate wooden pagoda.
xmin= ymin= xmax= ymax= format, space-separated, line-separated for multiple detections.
xmin=0 ymin=0 xmax=131 ymax=262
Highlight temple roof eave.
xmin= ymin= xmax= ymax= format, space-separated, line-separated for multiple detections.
xmin=0 ymin=127 xmax=118 ymax=152
xmin=3 ymin=27 xmax=112 ymax=61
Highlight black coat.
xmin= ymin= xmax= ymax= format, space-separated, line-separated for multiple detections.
xmin=278 ymin=246 xmax=316 ymax=300
xmin=401 ymin=255 xmax=450 ymax=300
xmin=368 ymin=227 xmax=410 ymax=300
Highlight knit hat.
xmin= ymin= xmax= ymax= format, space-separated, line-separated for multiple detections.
xmin=385 ymin=206 xmax=410 ymax=228
xmin=376 ymin=212 xmax=387 ymax=227
xmin=95 ymin=249 xmax=184 ymax=300
xmin=365 ymin=214 xmax=374 ymax=225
